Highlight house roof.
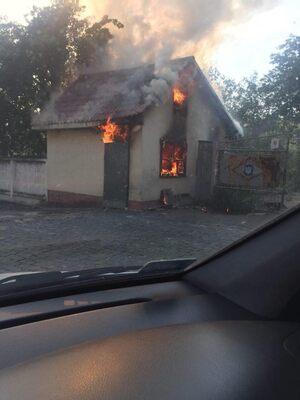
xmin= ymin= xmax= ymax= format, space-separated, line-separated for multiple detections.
xmin=32 ymin=56 xmax=238 ymax=137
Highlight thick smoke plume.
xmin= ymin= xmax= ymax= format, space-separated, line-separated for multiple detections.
xmin=83 ymin=0 xmax=279 ymax=71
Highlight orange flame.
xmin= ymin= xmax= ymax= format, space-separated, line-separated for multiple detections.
xmin=170 ymin=161 xmax=178 ymax=175
xmin=160 ymin=142 xmax=187 ymax=177
xmin=161 ymin=162 xmax=178 ymax=177
xmin=98 ymin=116 xmax=128 ymax=143
xmin=173 ymin=87 xmax=187 ymax=105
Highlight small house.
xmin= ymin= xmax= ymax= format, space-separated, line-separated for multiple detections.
xmin=32 ymin=56 xmax=238 ymax=208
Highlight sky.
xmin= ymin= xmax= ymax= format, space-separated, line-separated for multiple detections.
xmin=213 ymin=0 xmax=299 ymax=79
xmin=0 ymin=0 xmax=299 ymax=80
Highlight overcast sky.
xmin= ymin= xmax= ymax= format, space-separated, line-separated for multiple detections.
xmin=1 ymin=0 xmax=299 ymax=80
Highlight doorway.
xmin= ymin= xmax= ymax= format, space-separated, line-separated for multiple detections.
xmin=103 ymin=142 xmax=129 ymax=208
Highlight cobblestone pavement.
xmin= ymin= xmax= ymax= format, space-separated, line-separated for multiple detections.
xmin=0 ymin=202 xmax=279 ymax=273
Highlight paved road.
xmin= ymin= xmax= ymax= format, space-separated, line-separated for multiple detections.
xmin=0 ymin=202 xmax=278 ymax=273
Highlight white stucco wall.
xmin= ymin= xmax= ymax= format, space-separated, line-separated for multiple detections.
xmin=139 ymin=91 xmax=222 ymax=202
xmin=47 ymin=129 xmax=104 ymax=196
xmin=0 ymin=159 xmax=46 ymax=197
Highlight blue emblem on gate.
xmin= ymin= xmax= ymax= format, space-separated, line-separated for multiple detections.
xmin=243 ymin=161 xmax=254 ymax=177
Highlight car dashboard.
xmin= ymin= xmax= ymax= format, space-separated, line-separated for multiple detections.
xmin=0 ymin=280 xmax=299 ymax=400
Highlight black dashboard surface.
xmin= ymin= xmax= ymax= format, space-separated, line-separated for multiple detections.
xmin=1 ymin=320 xmax=299 ymax=400
xmin=0 ymin=281 xmax=256 ymax=369
xmin=0 ymin=280 xmax=299 ymax=399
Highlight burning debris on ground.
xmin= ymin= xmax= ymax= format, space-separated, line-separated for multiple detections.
xmin=160 ymin=189 xmax=194 ymax=208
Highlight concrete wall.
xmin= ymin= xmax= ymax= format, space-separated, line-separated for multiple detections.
xmin=47 ymin=129 xmax=104 ymax=197
xmin=0 ymin=159 xmax=11 ymax=192
xmin=14 ymin=160 xmax=47 ymax=196
xmin=0 ymin=158 xmax=46 ymax=198
xmin=139 ymin=91 xmax=223 ymax=202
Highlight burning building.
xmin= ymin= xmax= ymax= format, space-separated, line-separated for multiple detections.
xmin=32 ymin=56 xmax=238 ymax=208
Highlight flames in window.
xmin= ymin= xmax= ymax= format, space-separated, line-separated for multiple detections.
xmin=98 ymin=116 xmax=128 ymax=143
xmin=161 ymin=141 xmax=187 ymax=177
xmin=173 ymin=87 xmax=187 ymax=106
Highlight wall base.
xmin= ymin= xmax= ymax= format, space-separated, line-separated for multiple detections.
xmin=48 ymin=190 xmax=102 ymax=206
xmin=128 ymin=200 xmax=161 ymax=210
xmin=48 ymin=191 xmax=162 ymax=210
xmin=0 ymin=191 xmax=45 ymax=206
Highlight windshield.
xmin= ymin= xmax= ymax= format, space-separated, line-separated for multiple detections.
xmin=0 ymin=0 xmax=299 ymax=292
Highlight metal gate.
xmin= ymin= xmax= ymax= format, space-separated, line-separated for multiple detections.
xmin=215 ymin=135 xmax=290 ymax=209
xmin=103 ymin=142 xmax=129 ymax=208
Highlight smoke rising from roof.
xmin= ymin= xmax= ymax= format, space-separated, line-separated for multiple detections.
xmin=83 ymin=0 xmax=279 ymax=70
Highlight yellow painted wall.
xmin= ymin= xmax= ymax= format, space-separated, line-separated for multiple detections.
xmin=140 ymin=91 xmax=222 ymax=202
xmin=47 ymin=129 xmax=104 ymax=196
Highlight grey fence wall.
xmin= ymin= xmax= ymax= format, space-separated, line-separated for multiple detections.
xmin=0 ymin=158 xmax=47 ymax=198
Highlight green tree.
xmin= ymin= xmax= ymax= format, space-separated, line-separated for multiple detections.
xmin=262 ymin=35 xmax=300 ymax=126
xmin=209 ymin=69 xmax=271 ymax=136
xmin=210 ymin=35 xmax=300 ymax=190
xmin=0 ymin=0 xmax=123 ymax=157
xmin=209 ymin=35 xmax=300 ymax=137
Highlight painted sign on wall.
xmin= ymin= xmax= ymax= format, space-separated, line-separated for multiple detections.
xmin=217 ymin=151 xmax=284 ymax=189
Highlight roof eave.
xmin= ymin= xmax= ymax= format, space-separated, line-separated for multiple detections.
xmin=32 ymin=109 xmax=146 ymax=131
xmin=32 ymin=120 xmax=100 ymax=131
xmin=193 ymin=63 xmax=239 ymax=138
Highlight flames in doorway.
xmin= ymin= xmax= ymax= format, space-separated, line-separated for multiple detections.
xmin=98 ymin=117 xmax=128 ymax=143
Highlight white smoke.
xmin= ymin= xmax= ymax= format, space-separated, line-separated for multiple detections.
xmin=143 ymin=77 xmax=172 ymax=106
xmin=80 ymin=0 xmax=279 ymax=111
xmin=141 ymin=46 xmax=179 ymax=106
xmin=83 ymin=0 xmax=279 ymax=71
xmin=232 ymin=118 xmax=244 ymax=136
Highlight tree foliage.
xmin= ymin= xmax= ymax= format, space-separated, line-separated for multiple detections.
xmin=263 ymin=35 xmax=300 ymax=125
xmin=210 ymin=35 xmax=300 ymax=191
xmin=0 ymin=0 xmax=123 ymax=157
xmin=210 ymin=35 xmax=300 ymax=137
